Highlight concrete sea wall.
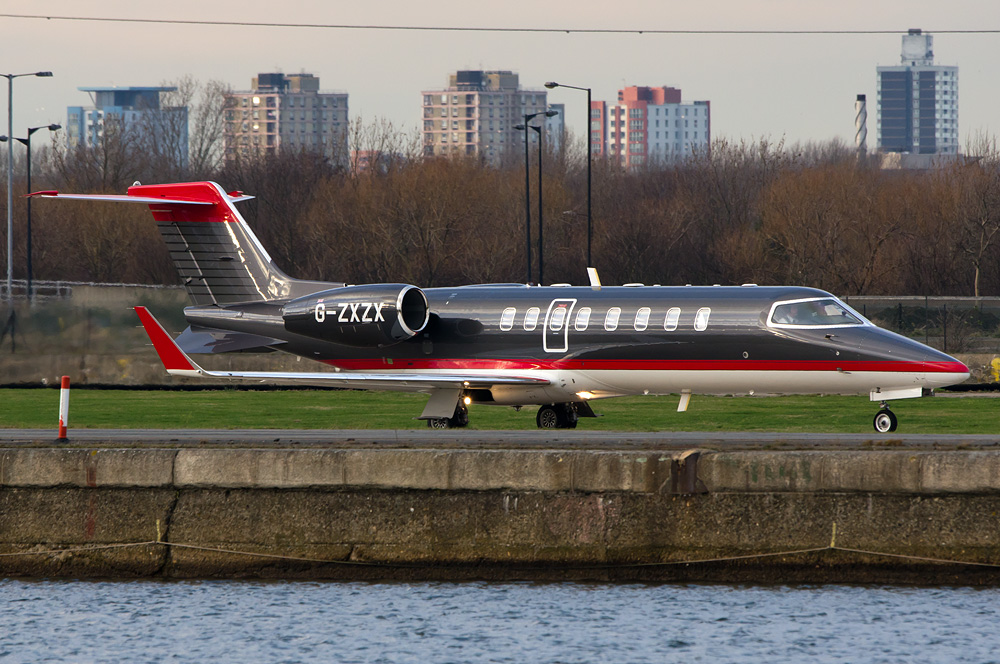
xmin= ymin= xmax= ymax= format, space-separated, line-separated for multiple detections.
xmin=3 ymin=447 xmax=1000 ymax=583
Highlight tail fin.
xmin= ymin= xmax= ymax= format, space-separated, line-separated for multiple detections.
xmin=130 ymin=181 xmax=289 ymax=305
xmin=34 ymin=181 xmax=340 ymax=305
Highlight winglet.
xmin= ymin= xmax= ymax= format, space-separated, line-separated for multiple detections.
xmin=134 ymin=307 xmax=203 ymax=377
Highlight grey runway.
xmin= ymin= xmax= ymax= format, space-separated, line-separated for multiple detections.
xmin=1 ymin=428 xmax=999 ymax=450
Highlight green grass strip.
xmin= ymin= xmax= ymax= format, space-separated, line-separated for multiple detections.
xmin=0 ymin=388 xmax=996 ymax=433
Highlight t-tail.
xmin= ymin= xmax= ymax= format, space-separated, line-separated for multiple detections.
xmin=32 ymin=181 xmax=337 ymax=304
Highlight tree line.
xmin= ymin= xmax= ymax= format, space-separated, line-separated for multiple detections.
xmin=3 ymin=93 xmax=1000 ymax=296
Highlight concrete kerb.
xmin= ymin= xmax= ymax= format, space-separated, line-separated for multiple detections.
xmin=171 ymin=449 xmax=681 ymax=493
xmin=6 ymin=448 xmax=1000 ymax=495
xmin=0 ymin=448 xmax=177 ymax=488
xmin=699 ymin=451 xmax=1000 ymax=494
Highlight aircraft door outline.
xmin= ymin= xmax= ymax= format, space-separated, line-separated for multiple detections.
xmin=543 ymin=299 xmax=576 ymax=353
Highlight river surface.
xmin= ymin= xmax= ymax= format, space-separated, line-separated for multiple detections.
xmin=2 ymin=580 xmax=999 ymax=663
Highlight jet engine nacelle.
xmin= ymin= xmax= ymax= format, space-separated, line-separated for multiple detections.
xmin=282 ymin=284 xmax=429 ymax=347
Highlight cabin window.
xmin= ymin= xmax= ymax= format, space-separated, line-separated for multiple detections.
xmin=634 ymin=307 xmax=651 ymax=331
xmin=575 ymin=307 xmax=592 ymax=331
xmin=768 ymin=298 xmax=864 ymax=328
xmin=524 ymin=307 xmax=540 ymax=331
xmin=664 ymin=307 xmax=680 ymax=331
xmin=605 ymin=307 xmax=621 ymax=331
xmin=694 ymin=307 xmax=711 ymax=331
xmin=549 ymin=306 xmax=567 ymax=332
xmin=499 ymin=307 xmax=515 ymax=331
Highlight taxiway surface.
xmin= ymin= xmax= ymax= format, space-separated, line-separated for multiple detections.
xmin=1 ymin=428 xmax=998 ymax=450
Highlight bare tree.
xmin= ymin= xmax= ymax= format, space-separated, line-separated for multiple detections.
xmin=347 ymin=116 xmax=421 ymax=175
xmin=48 ymin=115 xmax=147 ymax=191
xmin=953 ymin=163 xmax=1000 ymax=298
xmin=186 ymin=78 xmax=231 ymax=177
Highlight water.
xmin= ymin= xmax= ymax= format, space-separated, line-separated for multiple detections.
xmin=2 ymin=580 xmax=999 ymax=663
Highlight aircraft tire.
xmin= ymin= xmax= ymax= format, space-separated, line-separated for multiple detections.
xmin=426 ymin=404 xmax=469 ymax=429
xmin=873 ymin=409 xmax=898 ymax=433
xmin=564 ymin=406 xmax=579 ymax=429
xmin=536 ymin=405 xmax=564 ymax=429
xmin=453 ymin=404 xmax=470 ymax=428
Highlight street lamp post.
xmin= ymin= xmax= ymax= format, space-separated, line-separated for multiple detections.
xmin=3 ymin=70 xmax=52 ymax=301
xmin=544 ymin=81 xmax=593 ymax=268
xmin=513 ymin=121 xmax=533 ymax=284
xmin=514 ymin=111 xmax=559 ymax=286
xmin=8 ymin=124 xmax=61 ymax=301
xmin=530 ymin=125 xmax=546 ymax=286
xmin=515 ymin=110 xmax=559 ymax=286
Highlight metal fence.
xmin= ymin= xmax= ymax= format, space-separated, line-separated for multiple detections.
xmin=841 ymin=296 xmax=1000 ymax=355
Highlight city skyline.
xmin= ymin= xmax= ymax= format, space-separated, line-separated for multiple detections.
xmin=3 ymin=0 xmax=1000 ymax=154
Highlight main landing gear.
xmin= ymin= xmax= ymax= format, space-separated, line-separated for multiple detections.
xmin=873 ymin=402 xmax=898 ymax=433
xmin=426 ymin=403 xmax=469 ymax=429
xmin=536 ymin=403 xmax=579 ymax=429
xmin=426 ymin=402 xmax=592 ymax=429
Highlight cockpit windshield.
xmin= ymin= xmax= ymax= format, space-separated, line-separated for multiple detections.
xmin=768 ymin=298 xmax=865 ymax=328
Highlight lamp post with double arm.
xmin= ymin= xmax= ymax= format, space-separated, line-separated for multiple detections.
xmin=515 ymin=110 xmax=559 ymax=286
xmin=4 ymin=124 xmax=62 ymax=301
xmin=3 ymin=70 xmax=52 ymax=300
xmin=514 ymin=119 xmax=534 ymax=284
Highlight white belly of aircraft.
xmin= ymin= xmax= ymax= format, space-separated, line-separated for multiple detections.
xmin=487 ymin=368 xmax=969 ymax=405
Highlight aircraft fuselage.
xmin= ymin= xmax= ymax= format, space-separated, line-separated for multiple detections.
xmin=183 ymin=283 xmax=967 ymax=407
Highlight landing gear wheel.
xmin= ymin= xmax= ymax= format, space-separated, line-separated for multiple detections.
xmin=426 ymin=404 xmax=469 ymax=429
xmin=536 ymin=404 xmax=578 ymax=429
xmin=873 ymin=408 xmax=898 ymax=433
xmin=453 ymin=404 xmax=470 ymax=428
xmin=536 ymin=405 xmax=564 ymax=429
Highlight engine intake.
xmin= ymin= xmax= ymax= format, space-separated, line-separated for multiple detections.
xmin=282 ymin=284 xmax=429 ymax=347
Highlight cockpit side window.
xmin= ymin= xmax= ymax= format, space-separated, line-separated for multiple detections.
xmin=768 ymin=298 xmax=864 ymax=328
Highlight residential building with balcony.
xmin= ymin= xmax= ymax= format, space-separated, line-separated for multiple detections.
xmin=421 ymin=70 xmax=564 ymax=165
xmin=598 ymin=86 xmax=710 ymax=168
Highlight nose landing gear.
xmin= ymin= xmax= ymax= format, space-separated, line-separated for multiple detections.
xmin=873 ymin=403 xmax=898 ymax=433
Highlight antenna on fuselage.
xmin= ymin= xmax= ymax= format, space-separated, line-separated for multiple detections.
xmin=587 ymin=267 xmax=601 ymax=290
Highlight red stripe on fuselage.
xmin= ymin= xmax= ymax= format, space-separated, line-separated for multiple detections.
xmin=319 ymin=358 xmax=969 ymax=374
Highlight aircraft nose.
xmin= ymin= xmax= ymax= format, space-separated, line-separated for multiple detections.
xmin=909 ymin=339 xmax=970 ymax=387
xmin=860 ymin=327 xmax=970 ymax=388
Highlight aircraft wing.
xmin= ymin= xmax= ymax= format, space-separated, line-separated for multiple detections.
xmin=174 ymin=326 xmax=286 ymax=354
xmin=135 ymin=307 xmax=550 ymax=390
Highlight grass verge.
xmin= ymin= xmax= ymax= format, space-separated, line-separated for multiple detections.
xmin=0 ymin=388 xmax=995 ymax=433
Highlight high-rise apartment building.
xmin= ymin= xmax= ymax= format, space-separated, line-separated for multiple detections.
xmin=877 ymin=29 xmax=959 ymax=155
xmin=67 ymin=86 xmax=188 ymax=166
xmin=421 ymin=70 xmax=563 ymax=164
xmin=599 ymin=86 xmax=710 ymax=168
xmin=224 ymin=73 xmax=349 ymax=163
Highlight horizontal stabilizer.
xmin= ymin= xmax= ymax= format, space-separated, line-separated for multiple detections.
xmin=28 ymin=190 xmax=253 ymax=205
xmin=29 ymin=191 xmax=215 ymax=205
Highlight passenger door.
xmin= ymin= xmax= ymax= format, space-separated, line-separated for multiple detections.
xmin=543 ymin=299 xmax=576 ymax=353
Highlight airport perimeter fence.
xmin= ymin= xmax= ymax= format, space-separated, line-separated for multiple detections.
xmin=841 ymin=295 xmax=1000 ymax=356
xmin=2 ymin=283 xmax=1000 ymax=385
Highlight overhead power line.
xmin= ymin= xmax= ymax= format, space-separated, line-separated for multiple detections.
xmin=2 ymin=14 xmax=1000 ymax=35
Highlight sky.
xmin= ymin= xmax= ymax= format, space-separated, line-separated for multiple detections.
xmin=3 ymin=1 xmax=1000 ymax=151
